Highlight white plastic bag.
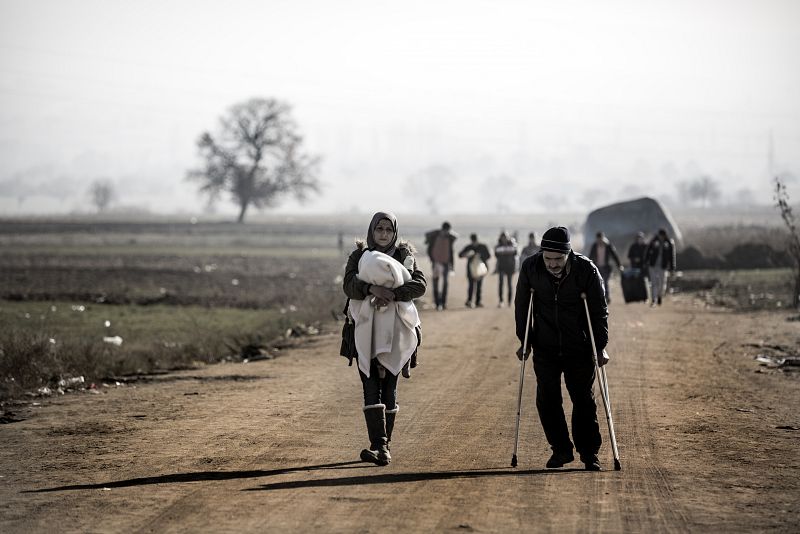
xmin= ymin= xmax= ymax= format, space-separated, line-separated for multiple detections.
xmin=469 ymin=255 xmax=488 ymax=279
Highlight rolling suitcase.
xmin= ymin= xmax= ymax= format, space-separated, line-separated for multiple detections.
xmin=621 ymin=268 xmax=649 ymax=303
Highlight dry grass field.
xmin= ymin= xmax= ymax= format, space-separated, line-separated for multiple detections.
xmin=1 ymin=210 xmax=795 ymax=401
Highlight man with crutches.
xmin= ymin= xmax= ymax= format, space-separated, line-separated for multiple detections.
xmin=513 ymin=226 xmax=609 ymax=471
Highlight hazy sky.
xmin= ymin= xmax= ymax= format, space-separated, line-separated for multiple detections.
xmin=1 ymin=0 xmax=798 ymax=216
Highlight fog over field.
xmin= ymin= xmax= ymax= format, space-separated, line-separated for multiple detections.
xmin=1 ymin=0 xmax=799 ymax=216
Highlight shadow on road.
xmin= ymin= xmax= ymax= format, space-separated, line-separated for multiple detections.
xmin=25 ymin=460 xmax=368 ymax=493
xmin=245 ymin=466 xmax=588 ymax=492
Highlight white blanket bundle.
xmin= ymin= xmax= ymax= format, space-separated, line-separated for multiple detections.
xmin=349 ymin=250 xmax=420 ymax=378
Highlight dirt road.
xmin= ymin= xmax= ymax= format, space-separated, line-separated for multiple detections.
xmin=1 ymin=274 xmax=799 ymax=533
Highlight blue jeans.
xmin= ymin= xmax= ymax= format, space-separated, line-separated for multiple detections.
xmin=432 ymin=262 xmax=449 ymax=307
xmin=359 ymin=359 xmax=398 ymax=409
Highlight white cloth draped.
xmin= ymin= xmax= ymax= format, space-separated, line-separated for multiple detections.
xmin=349 ymin=250 xmax=420 ymax=377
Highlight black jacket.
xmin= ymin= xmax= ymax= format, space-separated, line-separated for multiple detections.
xmin=645 ymin=237 xmax=676 ymax=270
xmin=515 ymin=251 xmax=608 ymax=358
xmin=627 ymin=242 xmax=648 ymax=270
xmin=588 ymin=239 xmax=621 ymax=268
xmin=343 ymin=241 xmax=427 ymax=302
xmin=458 ymin=242 xmax=491 ymax=272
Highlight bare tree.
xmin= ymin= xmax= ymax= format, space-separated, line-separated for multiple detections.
xmin=678 ymin=175 xmax=721 ymax=207
xmin=773 ymin=173 xmax=800 ymax=308
xmin=479 ymin=174 xmax=516 ymax=213
xmin=188 ymin=98 xmax=320 ymax=223
xmin=89 ymin=179 xmax=115 ymax=212
xmin=407 ymin=164 xmax=456 ymax=215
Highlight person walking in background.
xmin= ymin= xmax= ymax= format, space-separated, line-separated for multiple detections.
xmin=520 ymin=232 xmax=540 ymax=264
xmin=515 ymin=226 xmax=609 ymax=471
xmin=645 ymin=228 xmax=676 ymax=306
xmin=425 ymin=221 xmax=457 ymax=310
xmin=627 ymin=231 xmax=648 ymax=271
xmin=495 ymin=231 xmax=518 ymax=307
xmin=458 ymin=233 xmax=491 ymax=308
xmin=588 ymin=231 xmax=622 ymax=303
xmin=343 ymin=212 xmax=426 ymax=466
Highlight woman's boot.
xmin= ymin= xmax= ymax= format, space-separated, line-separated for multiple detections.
xmin=385 ymin=404 xmax=398 ymax=451
xmin=360 ymin=404 xmax=390 ymax=466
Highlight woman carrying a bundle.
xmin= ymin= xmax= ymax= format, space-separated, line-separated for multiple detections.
xmin=342 ymin=211 xmax=426 ymax=465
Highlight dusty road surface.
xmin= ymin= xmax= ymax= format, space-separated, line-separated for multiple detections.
xmin=1 ymin=274 xmax=799 ymax=533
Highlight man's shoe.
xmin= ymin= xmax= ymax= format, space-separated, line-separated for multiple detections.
xmin=582 ymin=454 xmax=601 ymax=471
xmin=465 ymin=301 xmax=474 ymax=308
xmin=545 ymin=451 xmax=574 ymax=468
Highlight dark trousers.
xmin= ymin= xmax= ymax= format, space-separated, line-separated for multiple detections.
xmin=467 ymin=275 xmax=483 ymax=305
xmin=598 ymin=265 xmax=611 ymax=301
xmin=498 ymin=272 xmax=514 ymax=304
xmin=533 ymin=353 xmax=601 ymax=458
xmin=432 ymin=266 xmax=448 ymax=307
xmin=359 ymin=359 xmax=398 ymax=409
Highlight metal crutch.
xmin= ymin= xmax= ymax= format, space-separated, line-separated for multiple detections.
xmin=511 ymin=289 xmax=534 ymax=468
xmin=581 ymin=292 xmax=622 ymax=471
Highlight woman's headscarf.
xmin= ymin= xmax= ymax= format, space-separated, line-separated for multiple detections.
xmin=366 ymin=211 xmax=398 ymax=256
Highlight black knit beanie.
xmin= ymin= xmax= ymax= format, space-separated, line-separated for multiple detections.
xmin=540 ymin=226 xmax=571 ymax=253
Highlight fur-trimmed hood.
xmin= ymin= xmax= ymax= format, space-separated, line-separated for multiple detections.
xmin=354 ymin=239 xmax=416 ymax=255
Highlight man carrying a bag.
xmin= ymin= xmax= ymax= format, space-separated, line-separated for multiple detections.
xmin=458 ymin=233 xmax=491 ymax=308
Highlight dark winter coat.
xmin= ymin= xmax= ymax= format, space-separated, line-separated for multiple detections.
xmin=342 ymin=240 xmax=426 ymax=371
xmin=494 ymin=242 xmax=518 ymax=275
xmin=588 ymin=239 xmax=621 ymax=268
xmin=627 ymin=242 xmax=648 ymax=270
xmin=645 ymin=237 xmax=676 ymax=270
xmin=458 ymin=242 xmax=491 ymax=274
xmin=515 ymin=251 xmax=608 ymax=358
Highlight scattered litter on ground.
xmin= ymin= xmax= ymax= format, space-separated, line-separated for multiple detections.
xmin=776 ymin=425 xmax=799 ymax=431
xmin=735 ymin=408 xmax=754 ymax=413
xmin=749 ymin=342 xmax=800 ymax=374
xmin=103 ymin=336 xmax=123 ymax=346
xmin=58 ymin=376 xmax=84 ymax=389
